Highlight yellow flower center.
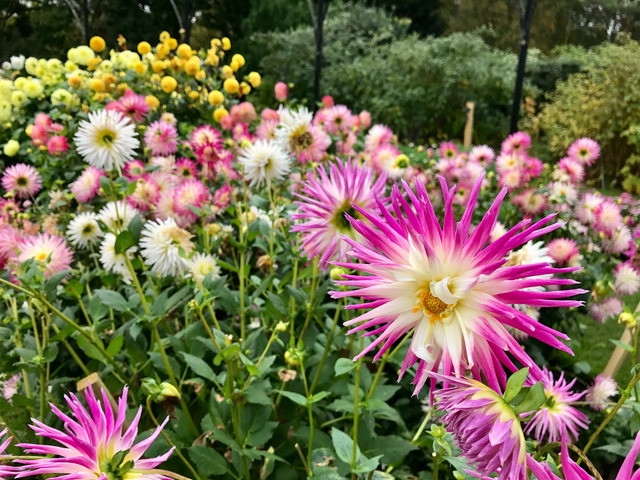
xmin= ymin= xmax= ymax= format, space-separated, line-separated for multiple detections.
xmin=414 ymin=287 xmax=451 ymax=324
xmin=97 ymin=129 xmax=116 ymax=147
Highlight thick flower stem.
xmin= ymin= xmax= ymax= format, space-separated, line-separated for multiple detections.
xmin=239 ymin=249 xmax=246 ymax=339
xmin=582 ymin=371 xmax=640 ymax=458
xmin=299 ymin=258 xmax=319 ymax=346
xmin=300 ymin=358 xmax=313 ymax=477
xmin=351 ymin=336 xmax=364 ymax=479
xmin=366 ymin=331 xmax=411 ymax=401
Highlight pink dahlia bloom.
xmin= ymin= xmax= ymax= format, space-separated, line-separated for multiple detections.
xmin=604 ymin=225 xmax=633 ymax=254
xmin=435 ymin=375 xmax=526 ymax=480
xmin=594 ymin=201 xmax=623 ymax=234
xmin=123 ymin=159 xmax=146 ymax=180
xmin=575 ymin=192 xmax=603 ymax=225
xmin=324 ymin=105 xmax=354 ymax=135
xmin=513 ymin=189 xmax=548 ymax=217
xmin=127 ymin=177 xmax=161 ymax=211
xmin=47 ymin=135 xmax=69 ymax=156
xmin=585 ymin=374 xmax=617 ymax=411
xmin=274 ymin=82 xmax=287 ymax=101
xmin=523 ymin=368 xmax=588 ymax=443
xmin=70 ymin=166 xmax=105 ymax=203
xmin=364 ymin=125 xmax=393 ymax=153
xmin=175 ymin=158 xmax=198 ymax=180
xmin=17 ymin=386 xmax=173 ymax=479
xmin=568 ymin=137 xmax=600 ymax=166
xmin=528 ymin=429 xmax=640 ymax=480
xmin=590 ymin=297 xmax=623 ymax=323
xmin=190 ymin=125 xmax=222 ymax=152
xmin=17 ymin=232 xmax=73 ymax=278
xmin=2 ymin=163 xmax=42 ymax=198
xmin=256 ymin=119 xmax=279 ymax=141
xmin=0 ymin=429 xmax=16 ymax=477
xmin=291 ymin=159 xmax=387 ymax=270
xmin=468 ymin=145 xmax=495 ymax=165
xmin=547 ymin=238 xmax=580 ymax=266
xmin=438 ymin=141 xmax=458 ymax=160
xmin=173 ymin=179 xmax=209 ymax=223
xmin=557 ymin=157 xmax=585 ymax=184
xmin=230 ymin=102 xmax=257 ymax=124
xmin=501 ymin=131 xmax=531 ymax=155
xmin=145 ymin=121 xmax=178 ymax=156
xmin=332 ymin=175 xmax=585 ymax=394
xmin=322 ymin=95 xmax=334 ymax=108
xmin=106 ymin=90 xmax=150 ymax=123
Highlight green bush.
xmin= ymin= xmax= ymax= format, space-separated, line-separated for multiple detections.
xmin=534 ymin=36 xmax=640 ymax=187
xmin=251 ymin=5 xmax=521 ymax=144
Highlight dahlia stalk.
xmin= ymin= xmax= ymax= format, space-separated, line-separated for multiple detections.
xmin=332 ymin=175 xmax=586 ymax=394
xmin=17 ymin=386 xmax=173 ymax=479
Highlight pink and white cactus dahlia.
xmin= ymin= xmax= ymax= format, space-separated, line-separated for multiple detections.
xmin=17 ymin=386 xmax=173 ymax=480
xmin=332 ymin=175 xmax=586 ymax=395
xmin=523 ymin=368 xmax=588 ymax=443
xmin=435 ymin=375 xmax=527 ymax=480
xmin=292 ymin=159 xmax=387 ymax=270
xmin=0 ymin=429 xmax=16 ymax=478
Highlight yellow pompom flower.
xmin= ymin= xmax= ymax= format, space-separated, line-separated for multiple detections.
xmin=10 ymin=91 xmax=27 ymax=107
xmin=195 ymin=70 xmax=206 ymax=81
xmin=221 ymin=37 xmax=231 ymax=50
xmin=14 ymin=77 xmax=27 ymax=89
xmin=248 ymin=71 xmax=261 ymax=88
xmin=90 ymin=36 xmax=106 ymax=52
xmin=184 ymin=57 xmax=200 ymax=75
xmin=161 ymin=76 xmax=178 ymax=93
xmin=240 ymin=82 xmax=250 ymax=96
xmin=0 ymin=102 xmax=12 ymax=122
xmin=68 ymin=73 xmax=83 ymax=88
xmin=152 ymin=60 xmax=166 ymax=73
xmin=205 ymin=53 xmax=220 ymax=66
xmin=101 ymin=73 xmax=117 ymax=86
xmin=208 ymin=90 xmax=224 ymax=106
xmin=3 ymin=140 xmax=20 ymax=157
xmin=221 ymin=65 xmax=233 ymax=79
xmin=156 ymin=43 xmax=170 ymax=59
xmin=117 ymin=83 xmax=130 ymax=96
xmin=223 ymin=78 xmax=239 ymax=95
xmin=89 ymin=78 xmax=106 ymax=92
xmin=87 ymin=57 xmax=102 ymax=70
xmin=51 ymin=89 xmax=78 ymax=108
xmin=167 ymin=38 xmax=178 ymax=50
xmin=230 ymin=59 xmax=240 ymax=72
xmin=22 ymin=80 xmax=43 ymax=98
xmin=177 ymin=44 xmax=192 ymax=58
xmin=146 ymin=95 xmax=160 ymax=109
xmin=0 ymin=79 xmax=12 ymax=96
xmin=25 ymin=124 xmax=33 ymax=137
xmin=134 ymin=61 xmax=146 ymax=74
xmin=188 ymin=91 xmax=199 ymax=100
xmin=137 ymin=41 xmax=152 ymax=55
xmin=213 ymin=107 xmax=229 ymax=123
xmin=232 ymin=54 xmax=245 ymax=68
xmin=159 ymin=31 xmax=171 ymax=43
xmin=74 ymin=46 xmax=95 ymax=66
xmin=25 ymin=57 xmax=38 ymax=75
xmin=65 ymin=60 xmax=78 ymax=72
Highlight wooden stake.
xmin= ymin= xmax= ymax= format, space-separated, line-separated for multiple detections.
xmin=463 ymin=101 xmax=475 ymax=149
xmin=603 ymin=328 xmax=634 ymax=378
xmin=77 ymin=372 xmax=118 ymax=413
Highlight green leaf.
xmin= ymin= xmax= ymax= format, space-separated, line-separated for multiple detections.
xmin=353 ymin=455 xmax=382 ymax=474
xmin=514 ymin=381 xmax=546 ymax=414
xmin=188 ymin=445 xmax=229 ymax=475
xmin=331 ymin=427 xmax=354 ymax=465
xmin=114 ymin=230 xmax=135 ymax=254
xmin=180 ymin=352 xmax=216 ymax=381
xmin=64 ymin=279 xmax=84 ymax=297
xmin=128 ymin=214 xmax=143 ymax=240
xmin=276 ymin=390 xmax=308 ymax=407
xmin=377 ymin=435 xmax=417 ymax=464
xmin=44 ymin=270 xmax=72 ymax=298
xmin=334 ymin=358 xmax=355 ymax=376
xmin=95 ymin=289 xmax=129 ymax=312
xmin=310 ymin=391 xmax=331 ymax=403
xmin=245 ymin=379 xmax=272 ymax=405
xmin=267 ymin=291 xmax=288 ymax=315
xmin=106 ymin=335 xmax=124 ymax=357
xmin=611 ymin=339 xmax=635 ymax=353
xmin=213 ymin=344 xmax=240 ymax=366
xmin=503 ymin=367 xmax=530 ymax=403
xmin=43 ymin=343 xmax=59 ymax=363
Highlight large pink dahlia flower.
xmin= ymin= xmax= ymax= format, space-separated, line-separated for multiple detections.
xmin=332 ymin=176 xmax=586 ymax=394
xmin=292 ymin=159 xmax=387 ymax=270
xmin=17 ymin=386 xmax=173 ymax=480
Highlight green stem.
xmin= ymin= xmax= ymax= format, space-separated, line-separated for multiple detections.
xmin=366 ymin=330 xmax=412 ymax=401
xmin=310 ymin=299 xmax=343 ymax=394
xmin=239 ymin=249 xmax=246 ymax=339
xmin=411 ymin=408 xmax=433 ymax=444
xmin=298 ymin=258 xmax=319 ymax=346
xmin=52 ymin=324 xmax=90 ymax=375
xmin=351 ymin=336 xmax=364 ymax=479
xmin=300 ymin=358 xmax=313 ymax=477
xmin=288 ymin=244 xmax=300 ymax=337
xmin=145 ymin=398 xmax=201 ymax=480
xmin=582 ymin=371 xmax=640 ymax=458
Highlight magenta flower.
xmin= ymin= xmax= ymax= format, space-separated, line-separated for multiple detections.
xmin=0 ymin=429 xmax=16 ymax=478
xmin=144 ymin=121 xmax=178 ymax=156
xmin=274 ymin=81 xmax=287 ymax=101
xmin=568 ymin=137 xmax=600 ymax=166
xmin=17 ymin=386 xmax=173 ymax=480
xmin=468 ymin=145 xmax=495 ymax=165
xmin=438 ymin=141 xmax=458 ymax=160
xmin=547 ymin=238 xmax=580 ymax=266
xmin=615 ymin=263 xmax=640 ymax=295
xmin=332 ymin=176 xmax=585 ymax=394
xmin=523 ymin=368 xmax=588 ymax=443
xmin=47 ymin=135 xmax=69 ymax=156
xmin=106 ymin=90 xmax=150 ymax=123
xmin=292 ymin=159 xmax=387 ymax=270
xmin=2 ymin=163 xmax=42 ymax=198
xmin=436 ymin=375 xmax=526 ymax=480
xmin=501 ymin=131 xmax=531 ymax=155
xmin=527 ymin=429 xmax=640 ymax=480
xmin=364 ymin=125 xmax=393 ymax=153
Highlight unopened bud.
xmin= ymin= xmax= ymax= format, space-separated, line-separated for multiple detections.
xmin=330 ymin=267 xmax=348 ymax=281
xmin=275 ymin=321 xmax=288 ymax=332
xmin=619 ymin=312 xmax=636 ymax=328
xmin=159 ymin=382 xmax=181 ymax=399
xmin=225 ymin=334 xmax=233 ymax=346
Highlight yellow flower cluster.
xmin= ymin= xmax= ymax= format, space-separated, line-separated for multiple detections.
xmin=0 ymin=32 xmax=262 ymax=127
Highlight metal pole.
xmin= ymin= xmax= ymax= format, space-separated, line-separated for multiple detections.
xmin=83 ymin=0 xmax=89 ymax=44
xmin=510 ymin=0 xmax=536 ymax=133
xmin=312 ymin=0 xmax=329 ymax=110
